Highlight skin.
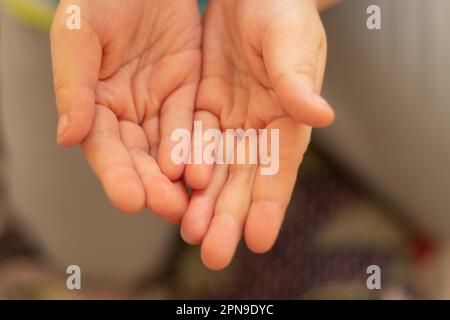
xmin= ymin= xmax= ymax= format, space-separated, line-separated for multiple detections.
xmin=51 ymin=0 xmax=201 ymax=222
xmin=181 ymin=0 xmax=334 ymax=270
xmin=51 ymin=0 xmax=339 ymax=270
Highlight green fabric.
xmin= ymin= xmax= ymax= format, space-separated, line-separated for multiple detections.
xmin=198 ymin=0 xmax=207 ymax=16
xmin=1 ymin=0 xmax=55 ymax=31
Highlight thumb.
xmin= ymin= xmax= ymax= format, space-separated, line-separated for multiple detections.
xmin=263 ymin=7 xmax=334 ymax=128
xmin=50 ymin=2 xmax=101 ymax=146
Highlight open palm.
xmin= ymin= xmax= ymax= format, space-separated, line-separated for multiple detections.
xmin=181 ymin=0 xmax=334 ymax=269
xmin=51 ymin=0 xmax=201 ymax=222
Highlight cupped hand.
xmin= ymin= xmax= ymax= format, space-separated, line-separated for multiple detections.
xmin=181 ymin=0 xmax=334 ymax=269
xmin=51 ymin=0 xmax=201 ymax=222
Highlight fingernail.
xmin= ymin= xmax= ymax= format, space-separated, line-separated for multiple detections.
xmin=310 ymin=91 xmax=329 ymax=107
xmin=57 ymin=114 xmax=70 ymax=138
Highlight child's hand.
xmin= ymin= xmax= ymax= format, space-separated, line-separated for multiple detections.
xmin=51 ymin=0 xmax=201 ymax=222
xmin=181 ymin=0 xmax=334 ymax=269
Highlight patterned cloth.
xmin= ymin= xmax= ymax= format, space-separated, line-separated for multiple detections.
xmin=0 ymin=150 xmax=422 ymax=299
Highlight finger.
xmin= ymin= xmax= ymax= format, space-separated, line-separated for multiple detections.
xmin=201 ymin=131 xmax=258 ymax=270
xmin=185 ymin=111 xmax=221 ymax=190
xmin=81 ymin=105 xmax=145 ymax=213
xmin=158 ymin=83 xmax=195 ymax=181
xmin=142 ymin=117 xmax=160 ymax=159
xmin=181 ymin=133 xmax=229 ymax=244
xmin=119 ymin=121 xmax=189 ymax=223
xmin=264 ymin=6 xmax=334 ymax=128
xmin=245 ymin=118 xmax=311 ymax=253
xmin=316 ymin=37 xmax=328 ymax=93
xmin=157 ymin=50 xmax=201 ymax=181
xmin=181 ymin=162 xmax=229 ymax=245
xmin=50 ymin=2 xmax=101 ymax=146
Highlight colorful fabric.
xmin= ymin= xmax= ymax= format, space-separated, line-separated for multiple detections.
xmin=1 ymin=0 xmax=56 ymax=30
xmin=1 ymin=0 xmax=207 ymax=31
xmin=198 ymin=0 xmax=207 ymax=15
xmin=0 ymin=150 xmax=420 ymax=299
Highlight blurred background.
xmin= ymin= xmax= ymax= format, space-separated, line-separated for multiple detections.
xmin=0 ymin=0 xmax=448 ymax=299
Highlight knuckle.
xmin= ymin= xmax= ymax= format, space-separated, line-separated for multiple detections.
xmin=292 ymin=62 xmax=318 ymax=82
